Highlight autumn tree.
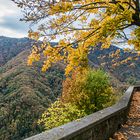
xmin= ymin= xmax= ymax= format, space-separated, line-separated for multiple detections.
xmin=38 ymin=69 xmax=116 ymax=130
xmin=13 ymin=0 xmax=140 ymax=74
xmin=61 ymin=69 xmax=115 ymax=113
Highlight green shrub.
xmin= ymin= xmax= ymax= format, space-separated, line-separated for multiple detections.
xmin=39 ymin=69 xmax=117 ymax=130
xmin=38 ymin=100 xmax=86 ymax=130
xmin=62 ymin=69 xmax=116 ymax=114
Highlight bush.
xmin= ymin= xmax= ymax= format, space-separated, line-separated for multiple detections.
xmin=39 ymin=69 xmax=116 ymax=130
xmin=38 ymin=100 xmax=86 ymax=130
xmin=62 ymin=69 xmax=116 ymax=114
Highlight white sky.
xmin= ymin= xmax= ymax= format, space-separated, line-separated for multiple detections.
xmin=0 ymin=0 xmax=29 ymax=38
xmin=0 ymin=0 xmax=133 ymax=49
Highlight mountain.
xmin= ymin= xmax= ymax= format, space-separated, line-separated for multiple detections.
xmin=0 ymin=36 xmax=34 ymax=67
xmin=89 ymin=45 xmax=140 ymax=83
xmin=0 ymin=36 xmax=139 ymax=140
xmin=0 ymin=37 xmax=64 ymax=140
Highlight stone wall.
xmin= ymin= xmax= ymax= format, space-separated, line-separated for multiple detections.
xmin=25 ymin=86 xmax=139 ymax=140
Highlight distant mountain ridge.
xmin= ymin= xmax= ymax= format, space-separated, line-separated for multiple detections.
xmin=0 ymin=36 xmax=33 ymax=66
xmin=89 ymin=45 xmax=140 ymax=82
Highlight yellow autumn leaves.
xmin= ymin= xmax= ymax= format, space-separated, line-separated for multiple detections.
xmin=25 ymin=0 xmax=140 ymax=75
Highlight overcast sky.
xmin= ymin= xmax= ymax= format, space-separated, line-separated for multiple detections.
xmin=0 ymin=0 xmax=29 ymax=38
xmin=0 ymin=0 xmax=133 ymax=49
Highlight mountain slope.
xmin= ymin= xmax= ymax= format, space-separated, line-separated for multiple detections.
xmin=89 ymin=45 xmax=140 ymax=83
xmin=0 ymin=36 xmax=33 ymax=66
xmin=0 ymin=49 xmax=64 ymax=140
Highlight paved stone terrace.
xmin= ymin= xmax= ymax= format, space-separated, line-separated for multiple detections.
xmin=112 ymin=91 xmax=140 ymax=140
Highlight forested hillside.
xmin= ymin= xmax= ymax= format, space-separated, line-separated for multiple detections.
xmin=0 ymin=36 xmax=139 ymax=139
xmin=89 ymin=45 xmax=140 ymax=83
xmin=0 ymin=37 xmax=64 ymax=139
xmin=0 ymin=36 xmax=33 ymax=66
